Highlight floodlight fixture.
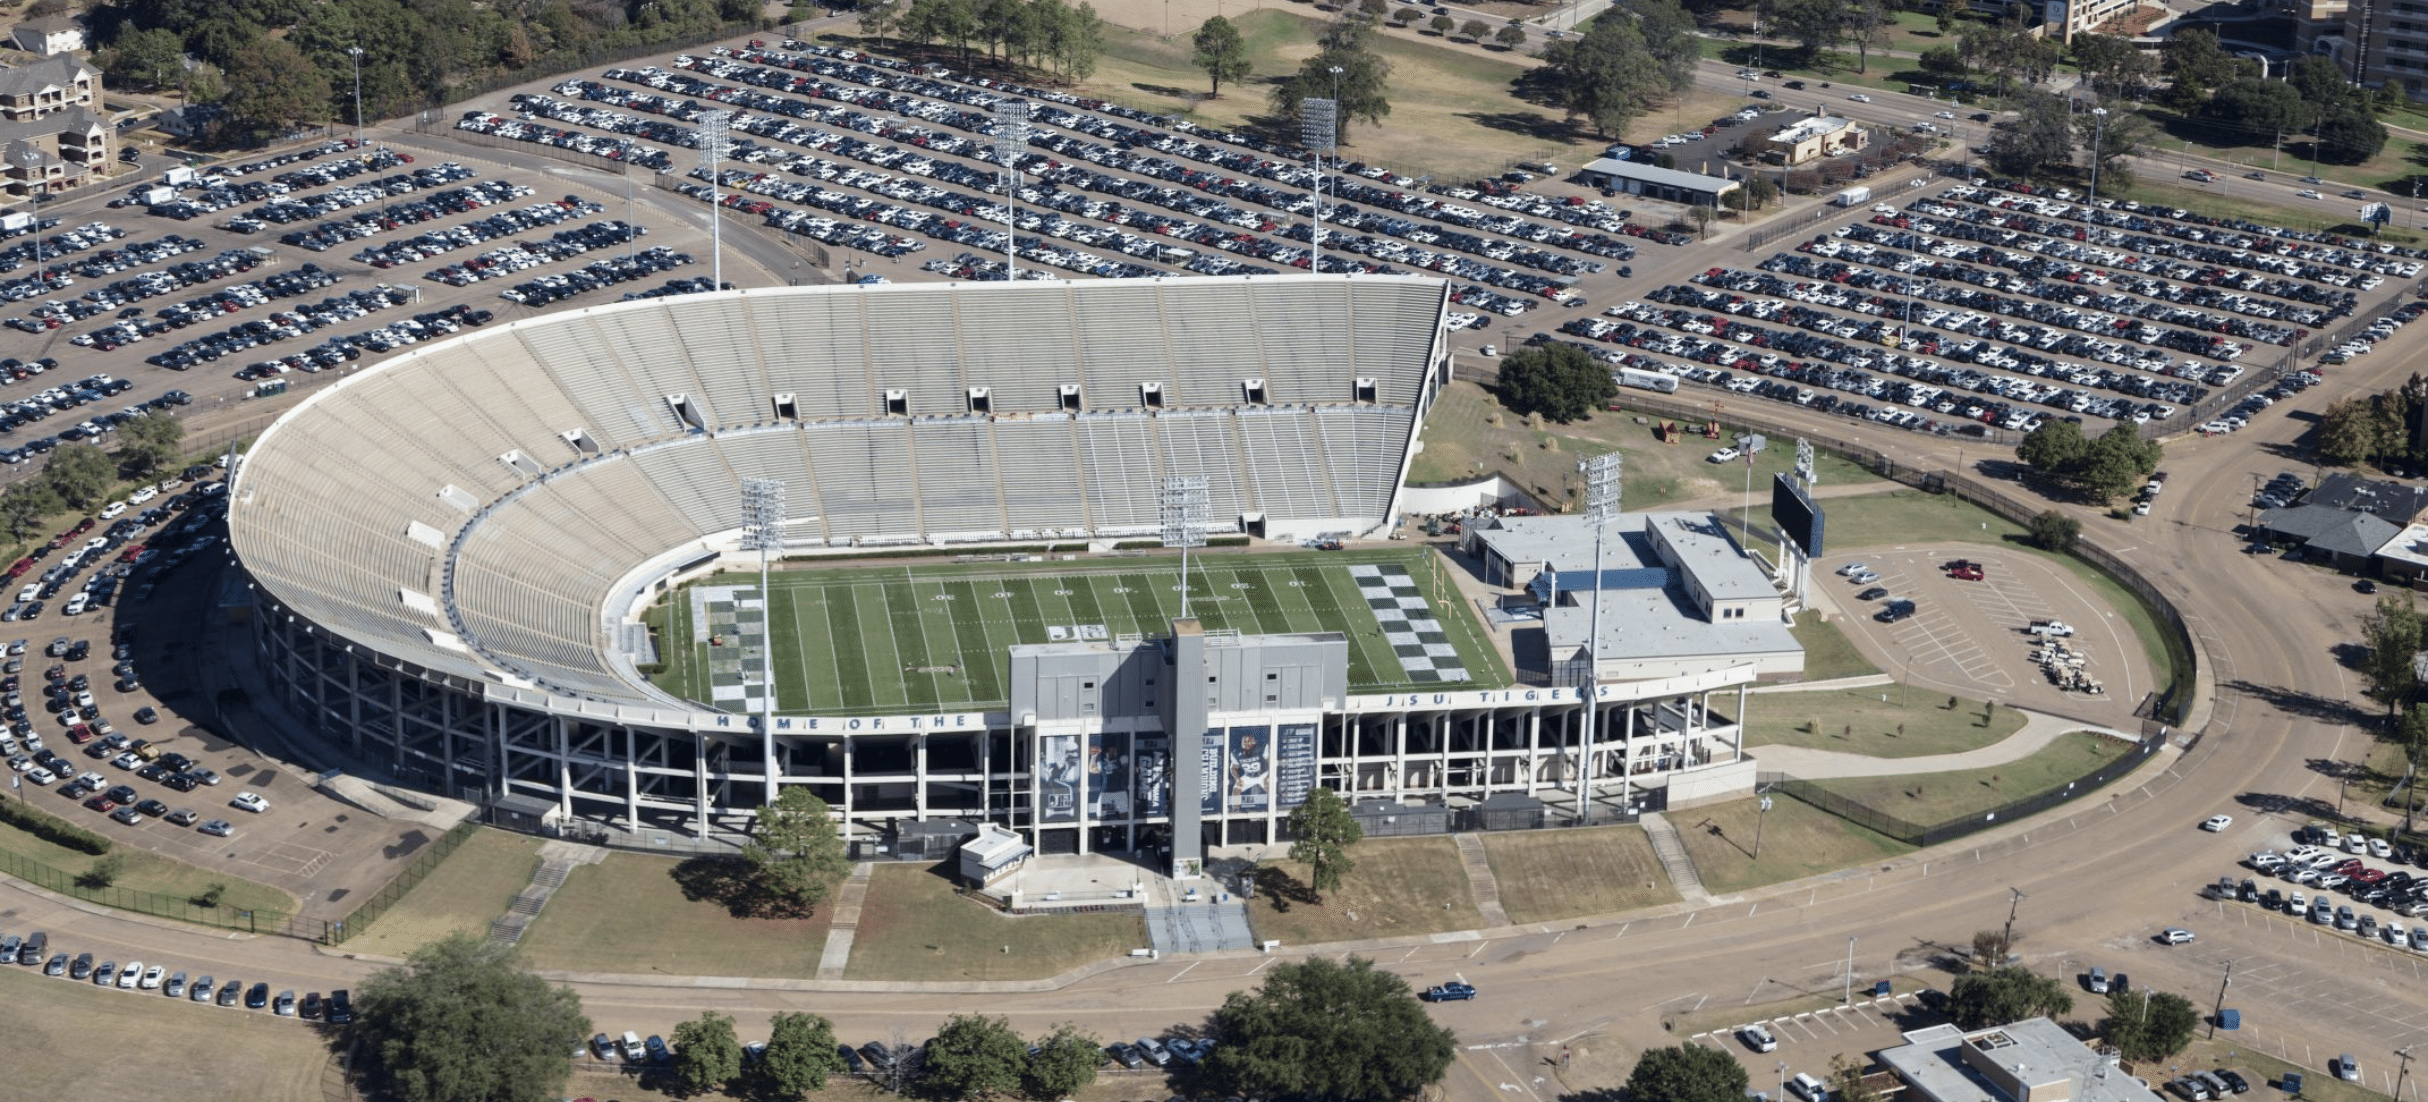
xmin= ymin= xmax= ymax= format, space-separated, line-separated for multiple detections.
xmin=695 ymin=109 xmax=733 ymax=294
xmin=1159 ymin=475 xmax=1210 ymax=620
xmin=995 ymin=100 xmax=1031 ymax=281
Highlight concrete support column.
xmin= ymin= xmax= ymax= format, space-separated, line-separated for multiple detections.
xmin=555 ymin=716 xmax=573 ymax=819
xmin=694 ymin=733 xmax=710 ymax=837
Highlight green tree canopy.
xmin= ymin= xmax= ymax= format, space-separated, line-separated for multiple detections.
xmin=754 ymin=1011 xmax=846 ymax=1098
xmin=103 ymin=26 xmax=187 ymax=89
xmin=2072 ymin=34 xmax=2155 ymax=99
xmin=0 ymin=481 xmax=60 ymax=542
xmin=2102 ymin=987 xmax=2199 ymax=1061
xmin=1625 ymin=1044 xmax=1751 ymax=1102
xmin=1947 ymin=965 xmax=2074 ymax=1029
xmin=1983 ymin=90 xmax=2072 ymax=177
xmin=351 ymin=933 xmax=590 ymax=1102
xmin=1496 ymin=341 xmax=1615 ymax=423
xmin=671 ymin=1010 xmax=745 ymax=1095
xmin=116 ymin=411 xmax=185 ymax=478
xmin=1202 ymin=956 xmax=1456 ymax=1102
xmin=924 ymin=1014 xmax=1027 ymax=1099
xmin=2028 ymin=511 xmax=2081 ymax=554
xmin=2318 ymin=105 xmax=2389 ymax=164
xmin=1269 ymin=15 xmax=1393 ymax=145
xmin=2209 ymin=76 xmax=2315 ymax=138
xmin=2019 ymin=418 xmax=2088 ymax=474
xmin=1024 ymin=1024 xmax=1102 ymax=1098
xmin=222 ymin=32 xmax=331 ymax=141
xmin=1191 ymin=16 xmax=1252 ymax=98
xmin=2363 ymin=594 xmax=2424 ymax=717
xmin=42 ymin=443 xmax=114 ymax=510
xmin=743 ymin=786 xmax=852 ymax=915
xmin=1285 ymin=785 xmax=1364 ymax=899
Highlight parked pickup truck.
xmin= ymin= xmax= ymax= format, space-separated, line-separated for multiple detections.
xmin=1422 ymin=982 xmax=1478 ymax=1002
xmin=2027 ymin=620 xmax=2076 ymax=637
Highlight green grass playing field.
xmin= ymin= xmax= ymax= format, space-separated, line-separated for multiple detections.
xmin=643 ymin=548 xmax=1507 ymax=714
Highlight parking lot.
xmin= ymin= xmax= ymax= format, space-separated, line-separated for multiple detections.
xmin=1684 ymin=990 xmax=1937 ymax=1093
xmin=1818 ymin=549 xmax=2152 ymax=720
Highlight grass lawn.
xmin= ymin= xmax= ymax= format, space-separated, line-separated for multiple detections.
xmin=1671 ymin=791 xmax=1914 ymax=895
xmin=0 ymin=964 xmax=330 ymax=1102
xmin=1409 ymin=380 xmax=1882 ymax=510
xmin=1480 ymin=826 xmax=1679 ymax=923
xmin=1248 ymin=835 xmax=1485 ymax=944
xmin=843 ymin=862 xmax=1146 ymax=981
xmin=518 ymin=852 xmax=837 ymax=978
xmin=646 ymin=546 xmax=1506 ymax=714
xmin=1787 ymin=609 xmax=1882 ymax=682
xmin=2114 ymin=172 xmax=2428 ymax=248
xmin=341 ymin=828 xmax=542 ymax=959
xmin=0 ymin=816 xmax=298 ymax=927
xmin=1742 ymin=687 xmax=2025 ymax=759
xmin=1808 ymin=730 xmax=2129 ymax=826
xmin=562 ymin=1065 xmax=1159 ymax=1102
xmin=1070 ymin=9 xmax=1574 ymax=182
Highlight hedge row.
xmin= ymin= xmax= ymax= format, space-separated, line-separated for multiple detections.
xmin=0 ymin=797 xmax=113 ymax=855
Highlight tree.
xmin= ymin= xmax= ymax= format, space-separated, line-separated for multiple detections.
xmin=1624 ymin=1045 xmax=1750 ymax=1102
xmin=2319 ymin=105 xmax=2389 ymax=164
xmin=2160 ymin=28 xmax=2244 ymax=112
xmin=2362 ymin=594 xmax=2425 ymax=718
xmin=742 ymin=786 xmax=852 ymax=915
xmin=1946 ymin=965 xmax=2073 ymax=1030
xmin=1269 ymin=15 xmax=1392 ymax=145
xmin=116 ymin=411 xmax=184 ymax=478
xmin=2019 ymin=418 xmax=2088 ymax=475
xmin=2078 ymin=424 xmax=2161 ymax=503
xmin=1936 ymin=0 xmax=1970 ymax=33
xmin=1984 ymin=90 xmax=2071 ymax=177
xmin=1724 ymin=173 xmax=1779 ymax=212
xmin=1460 ymin=18 xmax=1489 ymax=39
xmin=861 ymin=0 xmax=905 ymax=48
xmin=2320 ymin=396 xmax=2400 ymax=467
xmin=104 ymin=26 xmax=187 ymax=90
xmin=2102 ymin=987 xmax=2199 ymax=1061
xmin=1829 ymin=1053 xmax=1885 ymax=1102
xmin=1494 ymin=24 xmax=1527 ymax=48
xmin=1394 ymin=6 xmax=1423 ymax=26
xmin=0 ymin=481 xmax=59 ymax=542
xmin=221 ymin=33 xmax=331 ymax=141
xmin=1285 ymin=786 xmax=1363 ymax=899
xmin=1767 ymin=0 xmax=1847 ymax=61
xmin=1192 ymin=16 xmax=1252 ymax=98
xmin=1429 ymin=13 xmax=1455 ymax=34
xmin=1495 ymin=341 xmax=1615 ymax=423
xmin=1359 ymin=0 xmax=1389 ymax=15
xmin=672 ymin=1011 xmax=746 ymax=1095
xmin=2072 ymin=34 xmax=2154 ymax=99
xmin=1533 ymin=13 xmax=1665 ymax=139
xmin=923 ymin=1014 xmax=1026 ymax=1099
xmin=1919 ymin=44 xmax=1968 ymax=80
xmin=1202 ymin=956 xmax=1456 ymax=1102
xmin=352 ymin=934 xmax=590 ymax=1102
xmin=1847 ymin=0 xmax=1890 ymax=73
xmin=2209 ymin=76 xmax=2316 ymax=139
xmin=753 ymin=1011 xmax=847 ymax=1098
xmin=1024 ymin=1024 xmax=1102 ymax=1098
xmin=902 ymin=0 xmax=981 ymax=64
xmin=2028 ymin=511 xmax=2080 ymax=554
xmin=42 ymin=443 xmax=114 ymax=510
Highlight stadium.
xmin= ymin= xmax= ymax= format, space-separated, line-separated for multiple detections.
xmin=228 ymin=274 xmax=1779 ymax=866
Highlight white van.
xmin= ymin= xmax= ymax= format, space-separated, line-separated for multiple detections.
xmin=1791 ymin=1073 xmax=1832 ymax=1102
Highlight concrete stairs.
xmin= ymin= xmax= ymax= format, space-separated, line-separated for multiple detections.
xmin=1450 ymin=833 xmax=1511 ymax=928
xmin=1639 ymin=812 xmax=1710 ymax=903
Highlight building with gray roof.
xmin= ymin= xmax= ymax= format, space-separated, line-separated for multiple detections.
xmin=1879 ymin=1018 xmax=2162 ymax=1102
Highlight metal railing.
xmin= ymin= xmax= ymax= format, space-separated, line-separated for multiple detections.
xmin=0 ymin=838 xmax=323 ymax=939
xmin=1753 ymin=734 xmax=2159 ymax=846
xmin=328 ymin=821 xmax=479 ymax=945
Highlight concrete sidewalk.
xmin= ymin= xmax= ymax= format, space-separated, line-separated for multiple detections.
xmin=1749 ymin=708 xmax=2141 ymax=780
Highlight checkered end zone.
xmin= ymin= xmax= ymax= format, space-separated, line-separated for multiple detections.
xmin=1348 ymin=564 xmax=1468 ymax=683
xmin=692 ymin=585 xmax=771 ymax=711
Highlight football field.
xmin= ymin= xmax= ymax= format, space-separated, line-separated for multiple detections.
xmin=645 ymin=549 xmax=1506 ymax=713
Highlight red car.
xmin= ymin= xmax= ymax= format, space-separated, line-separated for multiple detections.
xmin=1946 ymin=560 xmax=1985 ymax=581
xmin=83 ymin=795 xmax=115 ymax=813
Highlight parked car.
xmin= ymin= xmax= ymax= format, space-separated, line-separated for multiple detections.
xmin=1740 ymin=1024 xmax=1779 ymax=1052
xmin=1423 ymin=981 xmax=1479 ymax=1001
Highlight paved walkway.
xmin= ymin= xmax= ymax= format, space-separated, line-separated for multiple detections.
xmin=1450 ymin=833 xmax=1511 ymax=928
xmin=815 ymin=863 xmax=874 ymax=979
xmin=1637 ymin=812 xmax=1709 ymax=903
xmin=1748 ymin=708 xmax=2141 ymax=780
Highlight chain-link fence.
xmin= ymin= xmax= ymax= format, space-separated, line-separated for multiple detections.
xmin=1757 ymin=734 xmax=2159 ymax=846
xmin=328 ymin=821 xmax=479 ymax=945
xmin=0 ymin=840 xmax=322 ymax=937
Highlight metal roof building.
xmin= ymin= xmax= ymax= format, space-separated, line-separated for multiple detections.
xmin=1580 ymin=157 xmax=1741 ymax=207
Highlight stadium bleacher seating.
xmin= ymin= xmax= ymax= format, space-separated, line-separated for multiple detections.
xmin=229 ymin=277 xmax=1446 ymax=703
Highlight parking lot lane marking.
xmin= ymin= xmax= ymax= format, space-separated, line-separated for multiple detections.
xmin=1166 ymin=961 xmax=1200 ymax=983
xmin=1615 ymin=922 xmax=1631 ymax=939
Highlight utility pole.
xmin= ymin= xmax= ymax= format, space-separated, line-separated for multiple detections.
xmin=2396 ymin=1045 xmax=2415 ymax=1102
xmin=2208 ymin=959 xmax=2233 ymax=1039
xmin=2001 ymin=886 xmax=2025 ymax=960
xmin=1843 ymin=936 xmax=1857 ymax=1005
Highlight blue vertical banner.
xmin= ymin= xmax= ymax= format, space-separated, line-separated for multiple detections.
xmin=1134 ymin=737 xmax=1169 ymax=819
xmin=1087 ymin=733 xmax=1131 ymax=820
xmin=1275 ymin=723 xmax=1317 ymax=809
xmin=1229 ymin=726 xmax=1271 ymax=813
xmin=1199 ymin=728 xmax=1226 ymax=815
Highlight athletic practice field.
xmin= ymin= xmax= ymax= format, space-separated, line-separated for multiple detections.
xmin=644 ymin=549 xmax=1506 ymax=714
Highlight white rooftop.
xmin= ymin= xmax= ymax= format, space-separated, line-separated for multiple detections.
xmin=1772 ymin=115 xmax=1858 ymax=144
xmin=2374 ymin=520 xmax=2428 ymax=570
xmin=1878 ymin=1017 xmax=2163 ymax=1102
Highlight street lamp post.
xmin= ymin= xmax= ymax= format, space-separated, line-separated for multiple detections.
xmin=345 ymin=47 xmax=365 ymax=136
xmin=2087 ymin=107 xmax=2109 ymax=208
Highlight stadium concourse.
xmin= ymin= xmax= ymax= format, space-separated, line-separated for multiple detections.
xmin=227 ymin=274 xmax=1799 ymax=872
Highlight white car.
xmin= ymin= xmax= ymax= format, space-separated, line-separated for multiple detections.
xmin=198 ymin=818 xmax=235 ymax=838
xmin=2202 ymin=814 xmax=2233 ymax=832
xmin=1740 ymin=1024 xmax=1779 ymax=1053
xmin=2371 ymin=837 xmax=2394 ymax=858
xmin=138 ymin=964 xmax=164 ymax=990
xmin=2298 ymin=189 xmax=2323 ymax=200
xmin=2160 ymin=927 xmax=2195 ymax=945
xmin=24 ymin=766 xmax=53 ymax=785
xmin=1849 ymin=92 xmax=1872 ymax=102
xmin=1837 ymin=561 xmax=1870 ymax=577
xmin=229 ymin=792 xmax=270 ymax=814
xmin=117 ymin=959 xmax=143 ymax=988
xmin=1707 ymin=447 xmax=1741 ymax=464
xmin=1934 ymin=110 xmax=1956 ymax=119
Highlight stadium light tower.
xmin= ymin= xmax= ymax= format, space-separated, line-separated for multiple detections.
xmin=1298 ymin=96 xmax=1337 ymax=275
xmin=741 ymin=477 xmax=786 ymax=805
xmin=994 ymin=99 xmax=1031 ymax=282
xmin=1576 ymin=451 xmax=1621 ymax=820
xmin=695 ymin=109 xmax=732 ymax=295
xmin=1158 ymin=476 xmax=1210 ymax=621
